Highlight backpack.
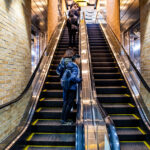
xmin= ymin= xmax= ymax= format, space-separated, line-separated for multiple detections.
xmin=61 ymin=68 xmax=72 ymax=90
xmin=61 ymin=58 xmax=72 ymax=90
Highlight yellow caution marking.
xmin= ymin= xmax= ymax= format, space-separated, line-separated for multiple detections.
xmin=48 ymin=75 xmax=51 ymax=77
xmin=116 ymin=127 xmax=146 ymax=135
xmin=144 ymin=141 xmax=150 ymax=149
xmin=109 ymin=114 xmax=140 ymax=120
xmin=24 ymin=145 xmax=30 ymax=150
xmin=40 ymin=98 xmax=45 ymax=101
xmin=121 ymin=86 xmax=127 ymax=88
xmin=45 ymin=82 xmax=50 ymax=84
xmin=124 ymin=94 xmax=131 ymax=97
xmin=32 ymin=119 xmax=38 ymax=126
xmin=36 ymin=108 xmax=42 ymax=112
xmin=128 ymin=103 xmax=135 ymax=107
xmin=24 ymin=145 xmax=75 ymax=148
xmin=132 ymin=114 xmax=140 ymax=120
xmin=43 ymin=89 xmax=47 ymax=92
xmin=26 ymin=133 xmax=34 ymax=141
xmin=119 ymin=79 xmax=123 ymax=81
xmin=137 ymin=127 xmax=146 ymax=135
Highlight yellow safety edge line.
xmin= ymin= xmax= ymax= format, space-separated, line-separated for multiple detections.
xmin=124 ymin=94 xmax=131 ymax=97
xmin=144 ymin=141 xmax=150 ymax=149
xmin=110 ymin=114 xmax=140 ymax=120
xmin=128 ymin=103 xmax=135 ymax=107
xmin=24 ymin=145 xmax=29 ymax=150
xmin=36 ymin=108 xmax=42 ymax=112
xmin=137 ymin=127 xmax=146 ymax=135
xmin=24 ymin=145 xmax=75 ymax=149
xmin=120 ymin=141 xmax=150 ymax=149
xmin=121 ymin=86 xmax=127 ymax=88
xmin=32 ymin=119 xmax=61 ymax=125
xmin=26 ymin=133 xmax=34 ymax=141
xmin=32 ymin=119 xmax=38 ymax=126
xmin=116 ymin=127 xmax=146 ymax=135
xmin=43 ymin=89 xmax=47 ymax=92
xmin=40 ymin=98 xmax=45 ymax=101
xmin=132 ymin=114 xmax=140 ymax=120
xmin=45 ymin=82 xmax=50 ymax=84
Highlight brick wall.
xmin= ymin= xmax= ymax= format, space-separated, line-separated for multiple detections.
xmin=140 ymin=0 xmax=150 ymax=111
xmin=106 ymin=0 xmax=120 ymax=41
xmin=0 ymin=0 xmax=31 ymax=143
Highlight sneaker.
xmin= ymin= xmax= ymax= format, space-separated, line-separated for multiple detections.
xmin=62 ymin=121 xmax=72 ymax=125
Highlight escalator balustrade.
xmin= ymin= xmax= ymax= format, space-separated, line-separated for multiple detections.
xmin=87 ymin=24 xmax=150 ymax=150
xmin=12 ymin=26 xmax=78 ymax=150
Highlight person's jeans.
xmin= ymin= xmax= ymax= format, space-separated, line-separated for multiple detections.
xmin=62 ymin=89 xmax=76 ymax=122
xmin=69 ymin=30 xmax=76 ymax=47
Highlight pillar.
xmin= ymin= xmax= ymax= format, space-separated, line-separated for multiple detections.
xmin=47 ymin=0 xmax=59 ymax=41
xmin=106 ymin=0 xmax=120 ymax=40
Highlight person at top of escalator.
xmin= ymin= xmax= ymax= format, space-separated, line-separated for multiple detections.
xmin=56 ymin=48 xmax=81 ymax=125
xmin=67 ymin=13 xmax=78 ymax=47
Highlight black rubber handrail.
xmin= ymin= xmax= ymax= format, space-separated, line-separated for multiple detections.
xmin=98 ymin=10 xmax=150 ymax=93
xmin=0 ymin=29 xmax=56 ymax=110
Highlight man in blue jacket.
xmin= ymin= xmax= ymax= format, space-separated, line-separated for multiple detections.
xmin=56 ymin=49 xmax=81 ymax=125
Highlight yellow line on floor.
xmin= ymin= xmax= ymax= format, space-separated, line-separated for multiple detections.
xmin=36 ymin=108 xmax=42 ymax=112
xmin=24 ymin=145 xmax=75 ymax=149
xmin=137 ymin=127 xmax=146 ymax=135
xmin=26 ymin=133 xmax=34 ymax=141
xmin=43 ymin=89 xmax=47 ymax=92
xmin=144 ymin=141 xmax=150 ymax=149
xmin=132 ymin=114 xmax=140 ymax=120
xmin=124 ymin=94 xmax=131 ymax=97
xmin=40 ymin=98 xmax=45 ymax=101
xmin=32 ymin=119 xmax=38 ymax=125
xmin=128 ymin=103 xmax=135 ymax=107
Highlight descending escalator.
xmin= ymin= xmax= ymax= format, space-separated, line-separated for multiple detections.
xmin=12 ymin=26 xmax=78 ymax=150
xmin=87 ymin=24 xmax=150 ymax=150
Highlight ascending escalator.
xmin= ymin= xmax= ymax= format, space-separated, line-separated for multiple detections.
xmin=87 ymin=24 xmax=150 ymax=150
xmin=12 ymin=26 xmax=78 ymax=150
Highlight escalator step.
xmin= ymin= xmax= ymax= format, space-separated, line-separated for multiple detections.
xmin=120 ymin=141 xmax=150 ymax=150
xmin=26 ymin=133 xmax=75 ymax=146
xmin=25 ymin=146 xmax=75 ymax=150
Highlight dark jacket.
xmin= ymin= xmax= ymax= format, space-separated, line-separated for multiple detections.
xmin=67 ymin=17 xmax=78 ymax=32
xmin=56 ymin=58 xmax=81 ymax=91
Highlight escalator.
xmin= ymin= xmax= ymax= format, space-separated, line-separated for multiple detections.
xmin=87 ymin=24 xmax=150 ymax=150
xmin=12 ymin=26 xmax=78 ymax=150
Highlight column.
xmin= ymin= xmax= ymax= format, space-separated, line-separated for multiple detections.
xmin=106 ymin=0 xmax=120 ymax=40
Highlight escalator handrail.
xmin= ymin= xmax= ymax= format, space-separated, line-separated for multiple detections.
xmin=5 ymin=19 xmax=66 ymax=150
xmin=83 ymin=12 xmax=120 ymax=150
xmin=0 ymin=19 xmax=64 ymax=110
xmin=96 ymin=10 xmax=150 ymax=93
